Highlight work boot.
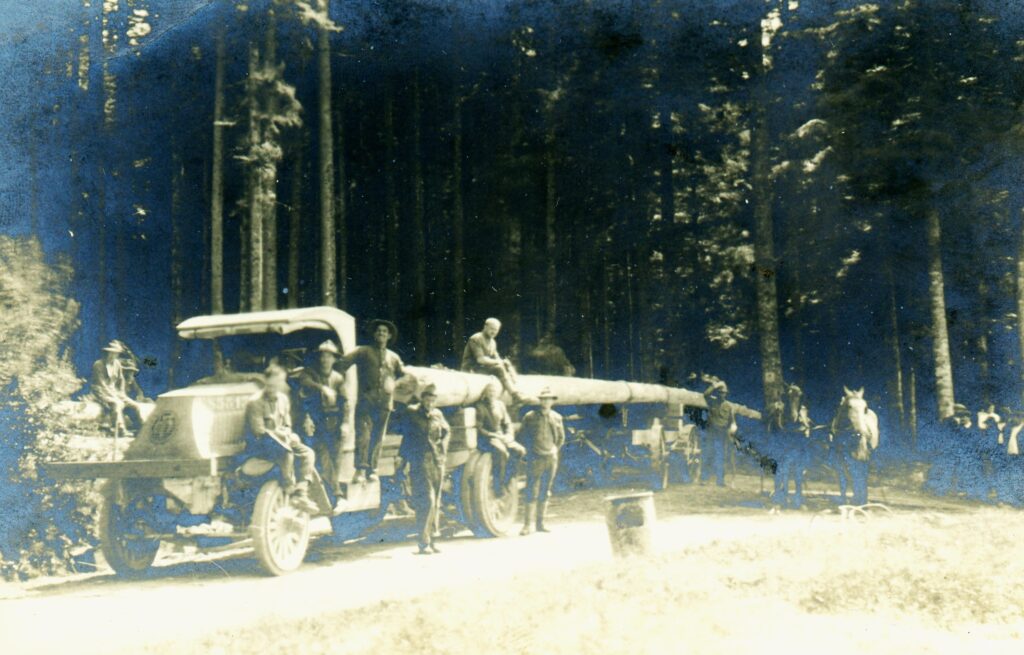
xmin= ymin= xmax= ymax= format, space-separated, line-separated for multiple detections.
xmin=428 ymin=543 xmax=441 ymax=554
xmin=352 ymin=470 xmax=367 ymax=484
xmin=366 ymin=470 xmax=379 ymax=482
xmin=291 ymin=488 xmax=319 ymax=514
xmin=536 ymin=500 xmax=550 ymax=532
xmin=520 ymin=503 xmax=536 ymax=536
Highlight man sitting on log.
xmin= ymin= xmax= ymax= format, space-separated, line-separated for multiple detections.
xmin=475 ymin=380 xmax=526 ymax=495
xmin=461 ymin=318 xmax=524 ymax=402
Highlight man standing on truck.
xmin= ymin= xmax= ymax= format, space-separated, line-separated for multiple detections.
xmin=519 ymin=387 xmax=565 ymax=535
xmin=398 ymin=383 xmax=450 ymax=555
xmin=461 ymin=318 xmax=524 ymax=402
xmin=299 ymin=341 xmax=350 ymax=472
xmin=701 ymin=379 xmax=737 ymax=488
xmin=245 ymin=365 xmax=319 ymax=514
xmin=475 ymin=380 xmax=527 ymax=495
xmin=334 ymin=319 xmax=405 ymax=484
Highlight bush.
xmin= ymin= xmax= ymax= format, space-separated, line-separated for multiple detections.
xmin=0 ymin=236 xmax=100 ymax=580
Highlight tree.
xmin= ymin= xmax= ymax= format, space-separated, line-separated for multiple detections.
xmin=210 ymin=27 xmax=227 ymax=315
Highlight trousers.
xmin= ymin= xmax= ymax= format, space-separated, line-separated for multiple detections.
xmin=355 ymin=401 xmax=390 ymax=473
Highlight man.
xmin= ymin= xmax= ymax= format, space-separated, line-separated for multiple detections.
xmin=91 ymin=340 xmax=143 ymax=434
xmin=334 ymin=319 xmax=405 ymax=483
xmin=398 ymin=384 xmax=450 ymax=554
xmin=298 ymin=341 xmax=349 ymax=488
xmin=700 ymin=380 xmax=736 ymax=488
xmin=475 ymin=380 xmax=527 ymax=495
xmin=768 ymin=384 xmax=812 ymax=509
xmin=244 ymin=365 xmax=319 ymax=514
xmin=519 ymin=387 xmax=565 ymax=535
xmin=461 ymin=318 xmax=522 ymax=401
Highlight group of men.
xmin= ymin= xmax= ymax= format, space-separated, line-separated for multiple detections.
xmin=237 ymin=317 xmax=566 ymax=554
xmin=90 ymin=339 xmax=150 ymax=433
xmin=926 ymin=403 xmax=1024 ymax=505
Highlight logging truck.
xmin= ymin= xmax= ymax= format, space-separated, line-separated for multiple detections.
xmin=45 ymin=307 xmax=759 ymax=576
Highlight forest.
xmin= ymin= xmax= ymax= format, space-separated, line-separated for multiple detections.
xmin=3 ymin=0 xmax=1024 ymax=450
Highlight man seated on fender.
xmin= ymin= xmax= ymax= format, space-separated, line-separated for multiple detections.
xmin=244 ymin=364 xmax=319 ymax=514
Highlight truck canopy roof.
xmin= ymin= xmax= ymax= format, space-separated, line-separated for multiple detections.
xmin=177 ymin=307 xmax=357 ymax=351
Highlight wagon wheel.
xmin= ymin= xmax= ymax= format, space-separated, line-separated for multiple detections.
xmin=467 ymin=451 xmax=519 ymax=537
xmin=251 ymin=480 xmax=311 ymax=576
xmin=99 ymin=482 xmax=161 ymax=577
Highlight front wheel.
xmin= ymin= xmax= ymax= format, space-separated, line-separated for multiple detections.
xmin=99 ymin=482 xmax=161 ymax=577
xmin=467 ymin=451 xmax=519 ymax=537
xmin=251 ymin=480 xmax=311 ymax=576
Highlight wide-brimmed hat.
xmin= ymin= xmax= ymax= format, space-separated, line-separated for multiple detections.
xmin=102 ymin=340 xmax=125 ymax=354
xmin=367 ymin=319 xmax=398 ymax=343
xmin=317 ymin=340 xmax=340 ymax=356
xmin=538 ymin=386 xmax=558 ymax=400
xmin=419 ymin=383 xmax=438 ymax=399
xmin=710 ymin=380 xmax=729 ymax=393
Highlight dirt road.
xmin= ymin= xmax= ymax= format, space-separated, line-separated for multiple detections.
xmin=1 ymin=473 xmax=1014 ymax=654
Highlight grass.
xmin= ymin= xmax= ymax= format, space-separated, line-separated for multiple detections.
xmin=140 ymin=508 xmax=1024 ymax=655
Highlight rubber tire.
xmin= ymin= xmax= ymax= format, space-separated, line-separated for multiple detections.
xmin=467 ymin=451 xmax=519 ymax=537
xmin=251 ymin=480 xmax=311 ymax=576
xmin=99 ymin=481 xmax=160 ymax=577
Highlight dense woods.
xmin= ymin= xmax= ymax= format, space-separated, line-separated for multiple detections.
xmin=4 ymin=0 xmax=1024 ymax=446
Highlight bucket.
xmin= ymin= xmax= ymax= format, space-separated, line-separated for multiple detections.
xmin=604 ymin=491 xmax=656 ymax=557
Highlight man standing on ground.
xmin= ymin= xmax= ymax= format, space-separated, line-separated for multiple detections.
xmin=334 ymin=320 xmax=405 ymax=483
xmin=461 ymin=318 xmax=523 ymax=402
xmin=701 ymin=380 xmax=736 ymax=488
xmin=519 ymin=387 xmax=565 ymax=535
xmin=244 ymin=365 xmax=319 ymax=514
xmin=398 ymin=384 xmax=450 ymax=554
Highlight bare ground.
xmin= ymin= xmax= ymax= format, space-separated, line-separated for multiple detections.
xmin=2 ymin=470 xmax=1021 ymax=655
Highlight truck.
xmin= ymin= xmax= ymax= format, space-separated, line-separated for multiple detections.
xmin=45 ymin=307 xmax=759 ymax=576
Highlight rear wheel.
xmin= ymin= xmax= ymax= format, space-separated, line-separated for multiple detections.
xmin=467 ymin=451 xmax=519 ymax=537
xmin=99 ymin=482 xmax=161 ymax=577
xmin=251 ymin=480 xmax=310 ymax=576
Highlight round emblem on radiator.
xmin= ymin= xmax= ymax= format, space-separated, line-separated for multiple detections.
xmin=150 ymin=412 xmax=176 ymax=444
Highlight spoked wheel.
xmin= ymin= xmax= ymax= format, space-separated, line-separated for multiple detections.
xmin=251 ymin=480 xmax=311 ymax=576
xmin=99 ymin=482 xmax=161 ymax=577
xmin=467 ymin=451 xmax=519 ymax=537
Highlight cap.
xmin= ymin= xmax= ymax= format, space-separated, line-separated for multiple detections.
xmin=317 ymin=340 xmax=340 ymax=356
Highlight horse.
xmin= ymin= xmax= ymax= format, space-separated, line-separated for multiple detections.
xmin=828 ymin=387 xmax=880 ymax=505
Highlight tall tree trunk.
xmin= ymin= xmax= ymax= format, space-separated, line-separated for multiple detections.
xmin=262 ymin=11 xmax=279 ymax=310
xmin=601 ymin=242 xmax=612 ymax=377
xmin=976 ymin=279 xmax=993 ymax=406
xmin=411 ymin=74 xmax=428 ymax=361
xmin=909 ymin=363 xmax=919 ymax=451
xmin=210 ymin=27 xmax=226 ymax=314
xmin=888 ymin=268 xmax=906 ymax=431
xmin=543 ymin=125 xmax=558 ymax=341
xmin=335 ymin=102 xmax=348 ymax=308
xmin=926 ymin=208 xmax=956 ymax=419
xmin=384 ymin=91 xmax=400 ymax=317
xmin=581 ymin=285 xmax=594 ymax=378
xmin=451 ymin=97 xmax=466 ymax=356
xmin=753 ymin=2 xmax=786 ymax=410
xmin=169 ymin=156 xmax=185 ymax=387
xmin=317 ymin=0 xmax=336 ymax=307
xmin=246 ymin=43 xmax=263 ymax=312
xmin=288 ymin=146 xmax=303 ymax=309
xmin=1016 ymin=206 xmax=1024 ymax=388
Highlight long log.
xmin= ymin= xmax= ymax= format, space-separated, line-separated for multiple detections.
xmin=396 ymin=366 xmax=761 ymax=421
